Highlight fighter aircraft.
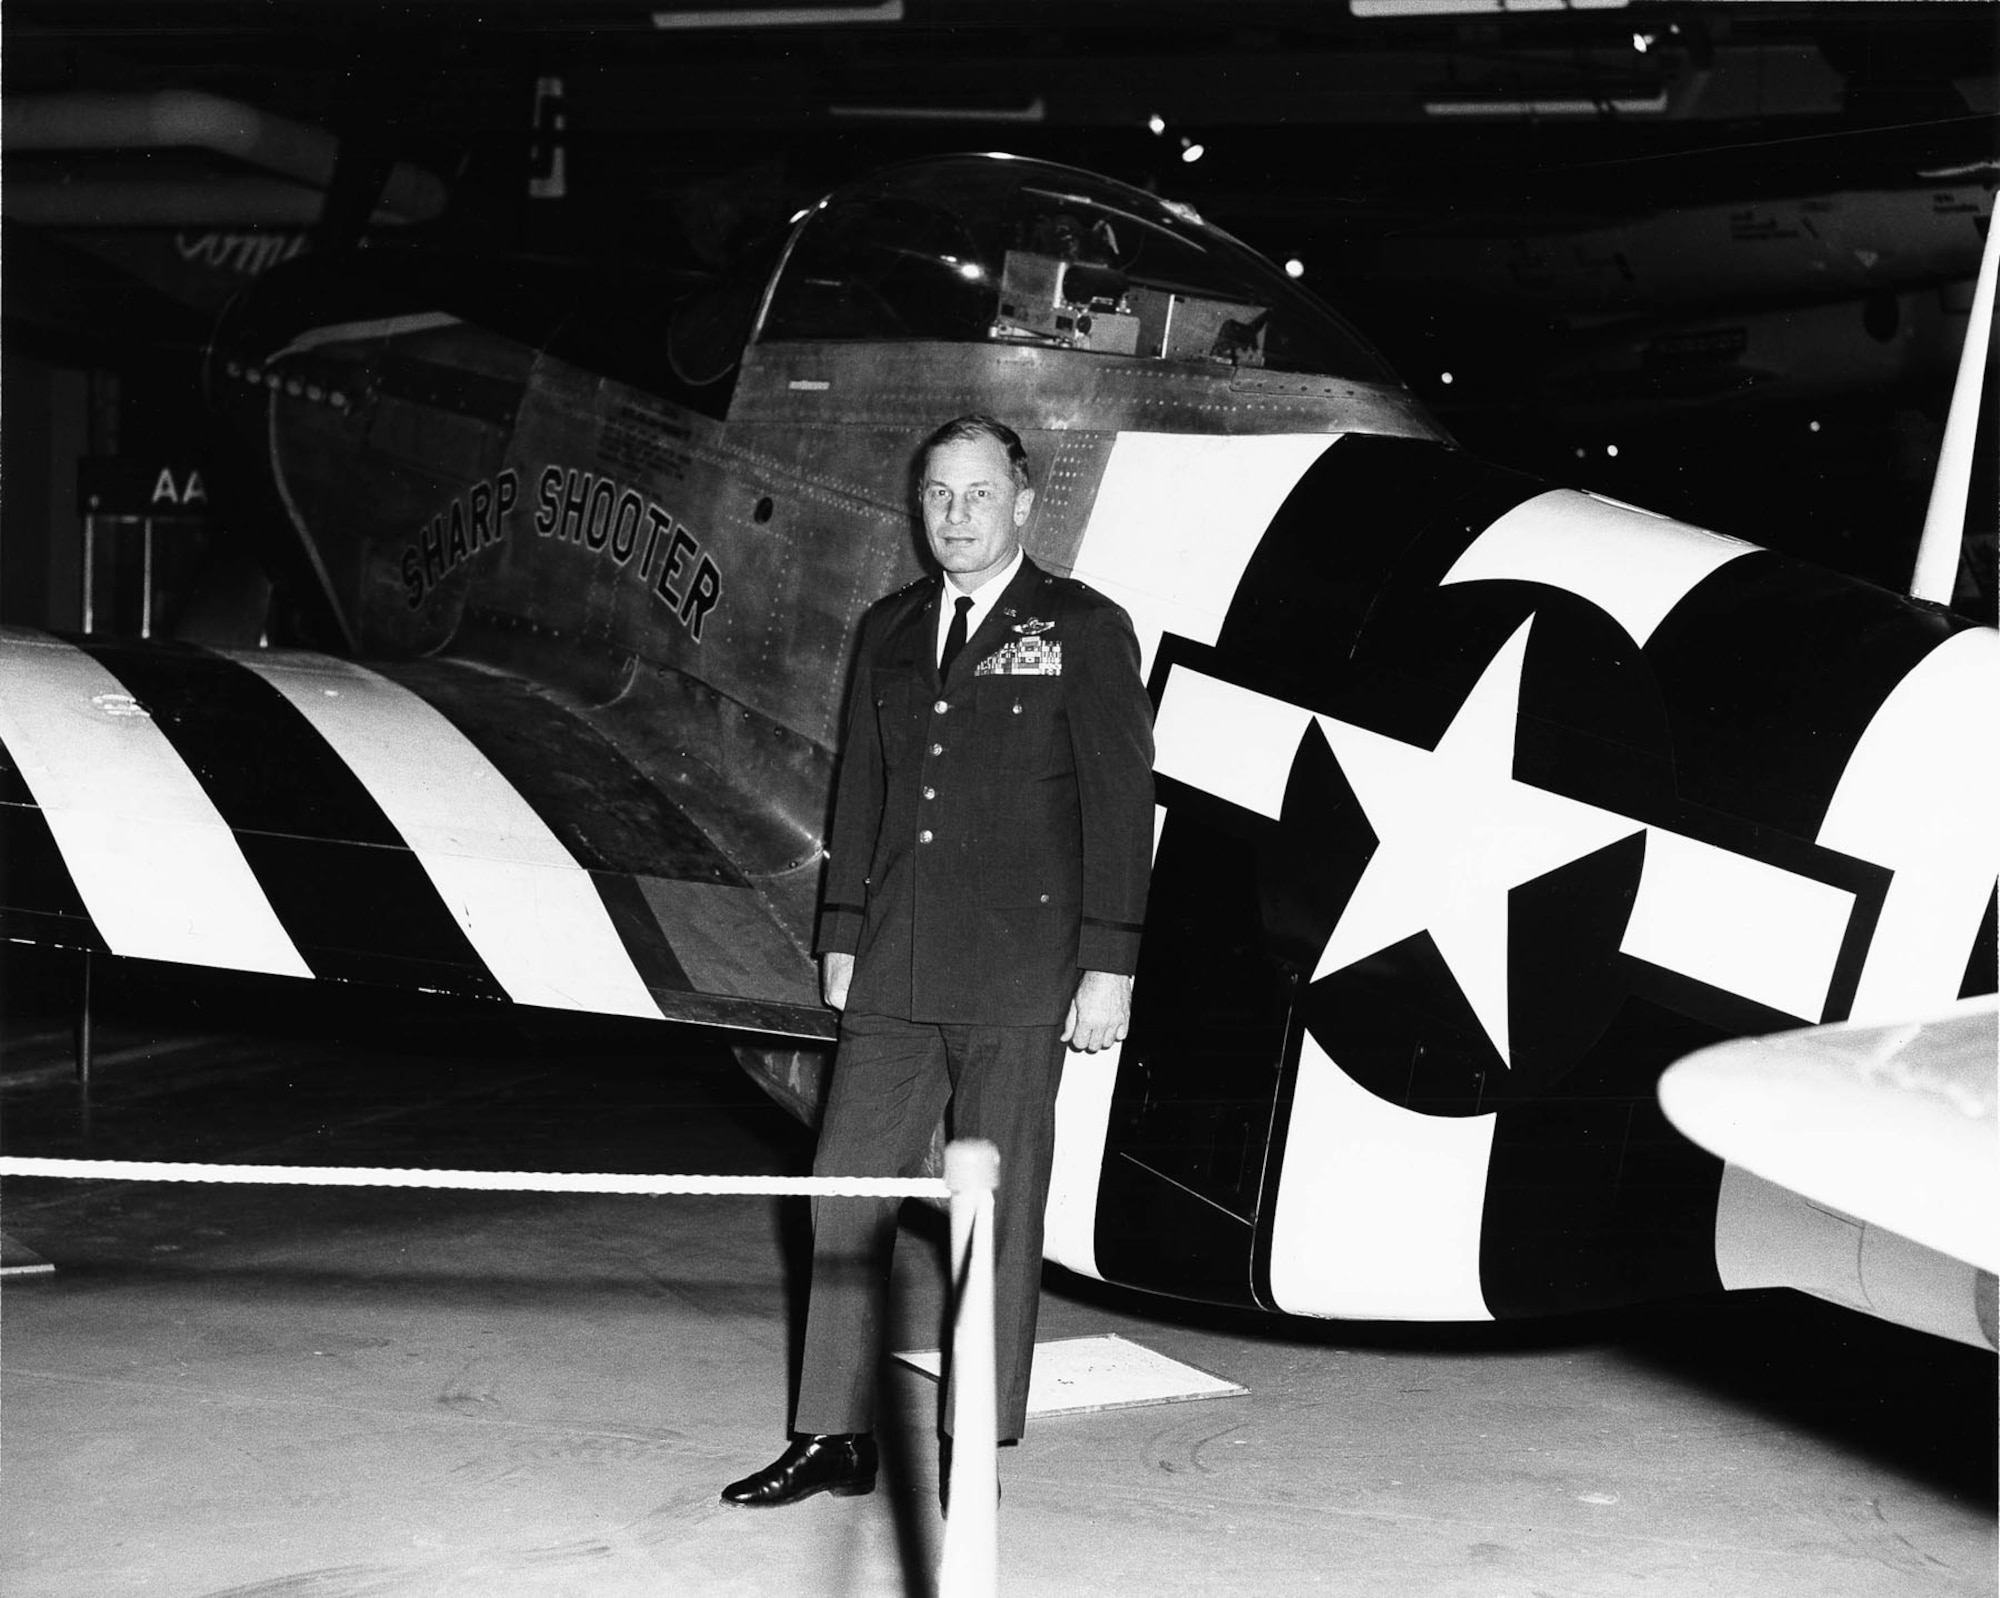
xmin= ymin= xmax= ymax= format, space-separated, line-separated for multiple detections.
xmin=2 ymin=154 xmax=1992 ymax=1348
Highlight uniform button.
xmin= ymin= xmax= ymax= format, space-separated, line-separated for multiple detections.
xmin=919 ymin=830 xmax=934 ymax=844
xmin=930 ymin=742 xmax=945 ymax=756
xmin=1039 ymin=893 xmax=1050 ymax=903
xmin=923 ymin=786 xmax=936 ymax=800
xmin=934 ymin=699 xmax=949 ymax=714
xmin=1011 ymin=702 xmax=1023 ymax=715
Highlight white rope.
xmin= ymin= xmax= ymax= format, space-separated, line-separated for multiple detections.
xmin=0 ymin=1156 xmax=950 ymax=1200
xmin=3 ymin=1144 xmax=1002 ymax=1595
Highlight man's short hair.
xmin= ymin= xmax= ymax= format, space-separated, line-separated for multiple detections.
xmin=921 ymin=414 xmax=1032 ymax=490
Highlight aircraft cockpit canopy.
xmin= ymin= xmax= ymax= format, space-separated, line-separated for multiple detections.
xmin=755 ymin=157 xmax=1399 ymax=384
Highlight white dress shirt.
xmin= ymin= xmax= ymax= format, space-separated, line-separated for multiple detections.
xmin=936 ymin=544 xmax=1024 ymax=670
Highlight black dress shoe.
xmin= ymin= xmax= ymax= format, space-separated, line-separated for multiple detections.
xmin=721 ymin=1434 xmax=878 ymax=1507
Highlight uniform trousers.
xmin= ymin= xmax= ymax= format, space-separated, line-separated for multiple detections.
xmin=793 ymin=1009 xmax=1067 ymax=1444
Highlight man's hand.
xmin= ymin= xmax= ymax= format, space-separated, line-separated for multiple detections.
xmin=821 ymin=951 xmax=855 ymax=1010
xmin=1062 ymin=969 xmax=1133 ymax=1053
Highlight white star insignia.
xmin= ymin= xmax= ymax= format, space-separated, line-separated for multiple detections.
xmin=1312 ymin=616 xmax=1644 ymax=1065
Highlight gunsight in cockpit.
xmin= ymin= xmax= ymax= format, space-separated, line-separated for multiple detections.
xmin=754 ymin=156 xmax=1398 ymax=387
xmin=991 ymin=191 xmax=1270 ymax=367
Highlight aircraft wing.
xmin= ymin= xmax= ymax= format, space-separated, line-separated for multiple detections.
xmin=0 ymin=628 xmax=836 ymax=1042
xmin=1658 ymin=998 xmax=1998 ymax=1345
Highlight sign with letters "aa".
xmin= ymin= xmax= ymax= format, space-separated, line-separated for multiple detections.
xmin=77 ymin=459 xmax=213 ymax=517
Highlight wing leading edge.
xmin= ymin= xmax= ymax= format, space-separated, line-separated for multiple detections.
xmin=1659 ymin=999 xmax=1999 ymax=1349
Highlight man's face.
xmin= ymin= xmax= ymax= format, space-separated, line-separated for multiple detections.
xmin=920 ymin=435 xmax=1034 ymax=591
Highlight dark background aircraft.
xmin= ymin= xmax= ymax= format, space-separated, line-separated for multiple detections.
xmin=4 ymin=0 xmax=1996 ymax=645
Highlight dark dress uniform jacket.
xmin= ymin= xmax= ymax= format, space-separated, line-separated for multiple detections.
xmin=817 ymin=556 xmax=1154 ymax=1026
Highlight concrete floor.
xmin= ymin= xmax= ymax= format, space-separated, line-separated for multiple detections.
xmin=2 ymin=955 xmax=1994 ymax=1598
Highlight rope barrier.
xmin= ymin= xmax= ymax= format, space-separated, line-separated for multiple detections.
xmin=0 ymin=1156 xmax=950 ymax=1199
xmin=0 ymin=1152 xmax=1000 ymax=1598
xmin=0 ymin=1145 xmax=1001 ymax=1597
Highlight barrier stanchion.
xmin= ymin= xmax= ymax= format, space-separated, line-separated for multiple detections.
xmin=938 ymin=1139 xmax=1000 ymax=1598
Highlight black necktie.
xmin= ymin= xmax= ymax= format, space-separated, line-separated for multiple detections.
xmin=939 ymin=594 xmax=972 ymax=678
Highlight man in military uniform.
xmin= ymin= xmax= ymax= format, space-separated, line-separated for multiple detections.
xmin=722 ymin=414 xmax=1154 ymax=1508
